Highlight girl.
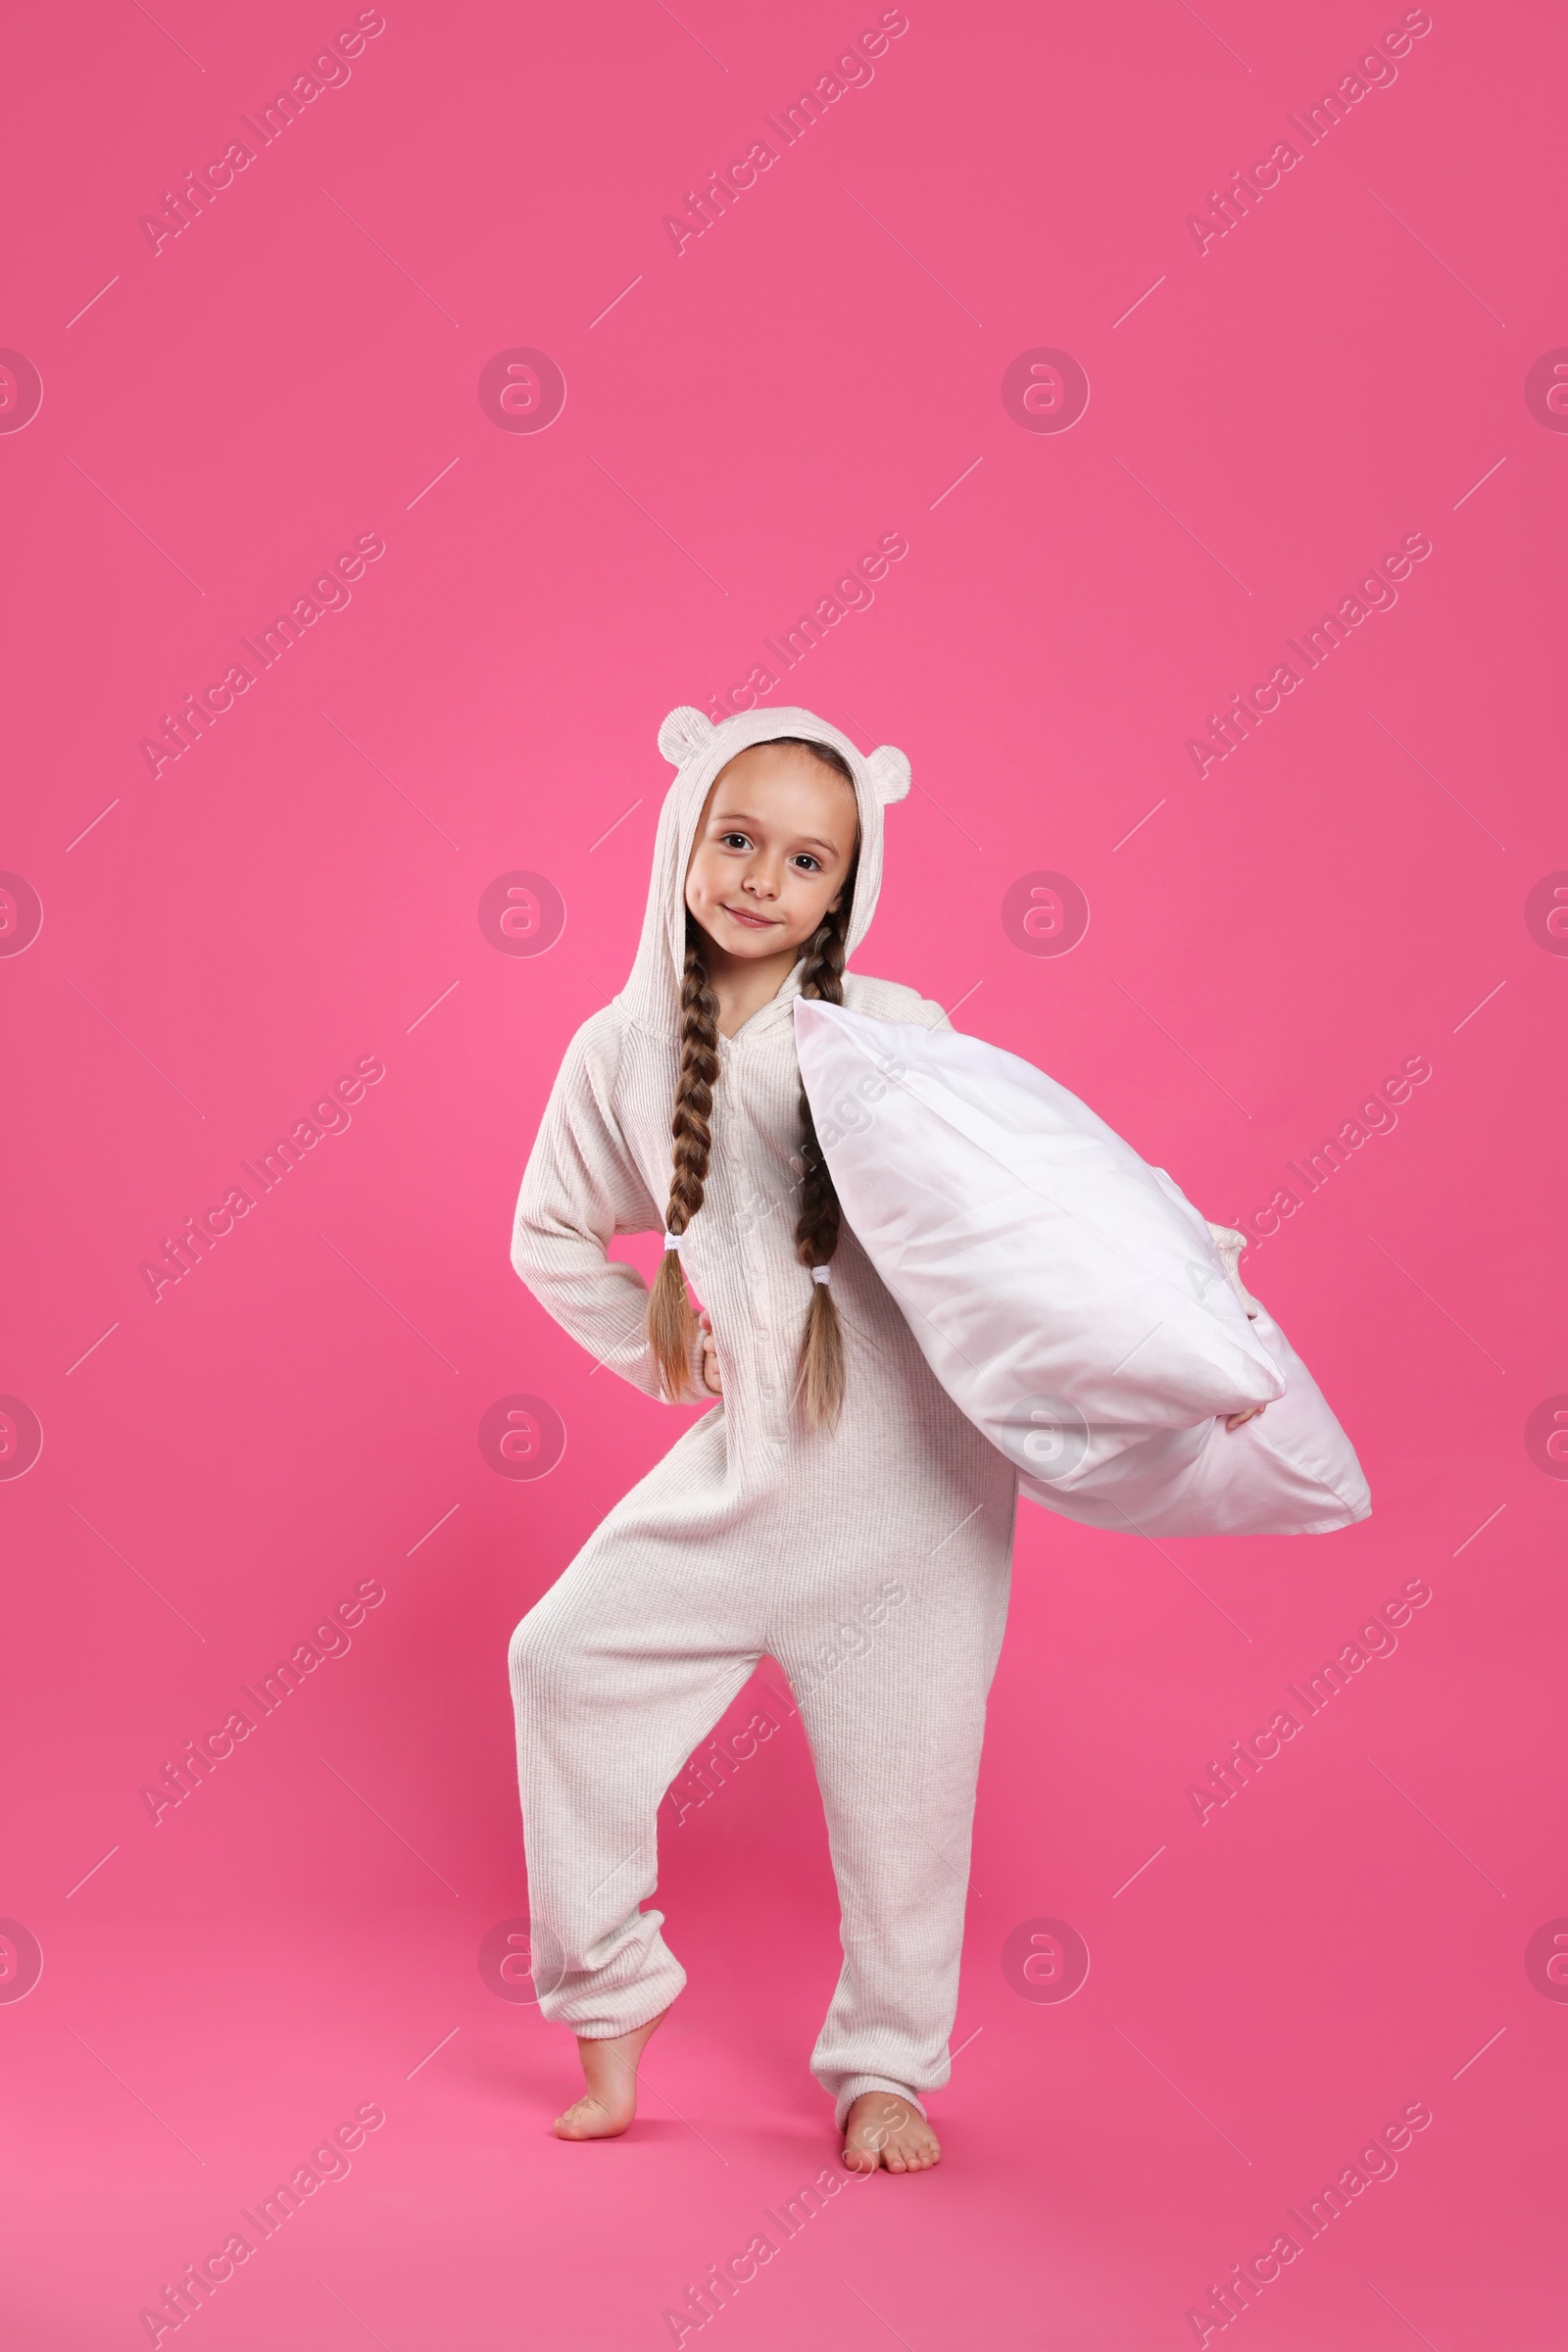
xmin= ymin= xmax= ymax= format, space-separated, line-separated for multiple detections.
xmin=507 ymin=703 xmax=1018 ymax=2175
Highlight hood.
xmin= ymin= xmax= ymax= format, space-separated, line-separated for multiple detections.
xmin=617 ymin=703 xmax=912 ymax=1038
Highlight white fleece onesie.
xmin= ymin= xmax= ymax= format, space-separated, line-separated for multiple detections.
xmin=507 ymin=705 xmax=1018 ymax=2129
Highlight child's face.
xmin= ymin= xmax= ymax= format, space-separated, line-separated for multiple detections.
xmin=684 ymin=743 xmax=858 ymax=962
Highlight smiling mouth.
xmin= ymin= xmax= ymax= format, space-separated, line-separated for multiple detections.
xmin=722 ymin=903 xmax=783 ymax=929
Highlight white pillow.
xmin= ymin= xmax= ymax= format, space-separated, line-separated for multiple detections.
xmin=795 ymin=1002 xmax=1370 ymax=1539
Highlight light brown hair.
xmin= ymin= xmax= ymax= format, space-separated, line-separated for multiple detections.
xmin=647 ymin=738 xmax=857 ymax=1425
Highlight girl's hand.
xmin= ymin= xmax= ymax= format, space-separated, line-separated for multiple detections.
xmin=1224 ymin=1405 xmax=1266 ymax=1432
xmin=697 ymin=1311 xmax=722 ymax=1396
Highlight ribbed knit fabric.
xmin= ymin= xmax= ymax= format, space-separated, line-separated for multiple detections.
xmin=507 ymin=706 xmax=1020 ymax=2129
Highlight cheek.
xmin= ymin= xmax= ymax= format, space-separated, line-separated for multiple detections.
xmin=795 ymin=870 xmax=843 ymax=919
xmin=684 ymin=847 xmax=719 ymax=906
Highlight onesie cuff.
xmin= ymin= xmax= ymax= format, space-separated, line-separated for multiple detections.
xmin=831 ymin=2076 xmax=929 ymax=2133
xmin=570 ymin=1984 xmax=680 ymax=2040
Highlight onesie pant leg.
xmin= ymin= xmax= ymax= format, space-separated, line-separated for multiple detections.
xmin=779 ymin=1531 xmax=1012 ymax=2132
xmin=509 ymin=1526 xmax=761 ymax=2039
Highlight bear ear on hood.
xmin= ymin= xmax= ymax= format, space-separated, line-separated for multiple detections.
xmin=866 ymin=745 xmax=911 ymax=805
xmin=658 ymin=706 xmax=715 ymax=768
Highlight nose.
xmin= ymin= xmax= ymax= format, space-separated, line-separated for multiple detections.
xmin=742 ymin=857 xmax=781 ymax=900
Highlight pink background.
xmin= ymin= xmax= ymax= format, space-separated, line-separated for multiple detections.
xmin=3 ymin=1 xmax=1564 ymax=2344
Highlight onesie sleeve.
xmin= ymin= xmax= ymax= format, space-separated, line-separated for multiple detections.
xmin=841 ymin=974 xmax=953 ymax=1031
xmin=511 ymin=1017 xmax=690 ymax=1402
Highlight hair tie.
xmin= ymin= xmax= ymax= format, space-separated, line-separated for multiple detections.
xmin=810 ymin=1264 xmax=832 ymax=1285
xmin=663 ymin=1231 xmax=684 ymax=1252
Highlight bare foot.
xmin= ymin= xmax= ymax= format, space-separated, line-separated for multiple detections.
xmin=553 ymin=2008 xmax=670 ymax=2140
xmin=841 ymin=2091 xmax=942 ymax=2175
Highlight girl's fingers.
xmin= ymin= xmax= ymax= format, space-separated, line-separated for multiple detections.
xmin=694 ymin=1307 xmax=720 ymax=1392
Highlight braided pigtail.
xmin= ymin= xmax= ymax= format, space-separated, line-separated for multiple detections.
xmin=648 ymin=921 xmax=720 ymax=1400
xmin=793 ymin=889 xmax=853 ymax=1429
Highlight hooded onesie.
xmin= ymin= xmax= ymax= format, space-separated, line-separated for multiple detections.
xmin=507 ymin=704 xmax=1019 ymax=2128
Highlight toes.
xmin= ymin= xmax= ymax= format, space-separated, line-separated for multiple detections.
xmin=843 ymin=2095 xmax=947 ymax=2177
xmin=554 ymin=2096 xmax=618 ymax=2139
